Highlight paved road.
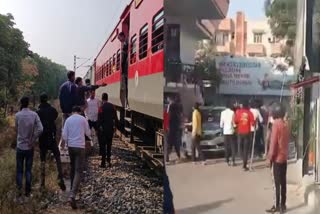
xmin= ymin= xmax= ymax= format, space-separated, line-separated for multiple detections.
xmin=167 ymin=159 xmax=312 ymax=214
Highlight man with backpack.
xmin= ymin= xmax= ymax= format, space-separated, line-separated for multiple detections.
xmin=37 ymin=93 xmax=66 ymax=191
xmin=235 ymin=100 xmax=255 ymax=171
xmin=15 ymin=96 xmax=43 ymax=199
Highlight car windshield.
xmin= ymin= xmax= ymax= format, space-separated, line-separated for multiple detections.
xmin=202 ymin=122 xmax=220 ymax=131
xmin=201 ymin=108 xmax=224 ymax=124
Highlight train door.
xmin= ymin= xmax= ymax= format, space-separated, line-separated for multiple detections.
xmin=120 ymin=13 xmax=130 ymax=109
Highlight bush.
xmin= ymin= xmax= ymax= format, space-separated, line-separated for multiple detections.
xmin=0 ymin=114 xmax=60 ymax=213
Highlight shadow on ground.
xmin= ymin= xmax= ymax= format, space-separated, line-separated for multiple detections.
xmin=175 ymin=198 xmax=234 ymax=214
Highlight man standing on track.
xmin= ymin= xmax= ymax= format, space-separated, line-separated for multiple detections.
xmin=37 ymin=93 xmax=66 ymax=191
xmin=235 ymin=100 xmax=254 ymax=171
xmin=85 ymin=89 xmax=101 ymax=146
xmin=62 ymin=106 xmax=91 ymax=209
xmin=74 ymin=77 xmax=106 ymax=115
xmin=98 ymin=93 xmax=119 ymax=168
xmin=220 ymin=101 xmax=236 ymax=166
xmin=15 ymin=97 xmax=43 ymax=199
xmin=266 ymin=103 xmax=289 ymax=213
xmin=59 ymin=71 xmax=77 ymax=148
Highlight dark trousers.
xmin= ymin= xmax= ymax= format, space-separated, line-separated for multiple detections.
xmin=88 ymin=120 xmax=98 ymax=131
xmin=39 ymin=141 xmax=64 ymax=185
xmin=99 ymin=134 xmax=113 ymax=165
xmin=166 ymin=129 xmax=181 ymax=162
xmin=16 ymin=148 xmax=34 ymax=195
xmin=224 ymin=135 xmax=236 ymax=163
xmin=253 ymin=128 xmax=264 ymax=156
xmin=238 ymin=134 xmax=250 ymax=168
xmin=273 ymin=162 xmax=287 ymax=208
xmin=192 ymin=135 xmax=204 ymax=162
xmin=69 ymin=147 xmax=85 ymax=198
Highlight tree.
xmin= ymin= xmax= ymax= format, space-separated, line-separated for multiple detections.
xmin=0 ymin=13 xmax=67 ymax=116
xmin=194 ymin=40 xmax=221 ymax=89
xmin=264 ymin=0 xmax=297 ymax=40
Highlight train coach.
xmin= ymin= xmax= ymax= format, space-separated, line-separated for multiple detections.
xmin=92 ymin=0 xmax=164 ymax=150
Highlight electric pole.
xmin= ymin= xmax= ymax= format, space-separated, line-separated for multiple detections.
xmin=74 ymin=55 xmax=77 ymax=73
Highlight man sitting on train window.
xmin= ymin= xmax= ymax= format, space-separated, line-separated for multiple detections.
xmin=118 ymin=32 xmax=129 ymax=107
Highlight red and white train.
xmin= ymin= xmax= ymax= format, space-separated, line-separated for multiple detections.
xmin=92 ymin=0 xmax=164 ymax=146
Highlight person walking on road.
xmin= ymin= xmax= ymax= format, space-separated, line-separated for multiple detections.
xmin=97 ymin=93 xmax=119 ymax=168
xmin=15 ymin=97 xmax=43 ymax=199
xmin=220 ymin=101 xmax=236 ymax=166
xmin=191 ymin=102 xmax=205 ymax=164
xmin=62 ymin=106 xmax=91 ymax=209
xmin=166 ymin=95 xmax=183 ymax=164
xmin=266 ymin=103 xmax=289 ymax=213
xmin=85 ymin=89 xmax=101 ymax=146
xmin=37 ymin=93 xmax=66 ymax=191
xmin=235 ymin=100 xmax=254 ymax=171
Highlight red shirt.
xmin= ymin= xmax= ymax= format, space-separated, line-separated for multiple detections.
xmin=235 ymin=108 xmax=254 ymax=134
xmin=164 ymin=110 xmax=169 ymax=131
xmin=268 ymin=119 xmax=289 ymax=163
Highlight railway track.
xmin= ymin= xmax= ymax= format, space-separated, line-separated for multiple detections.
xmin=116 ymin=129 xmax=164 ymax=177
xmin=47 ymin=135 xmax=163 ymax=213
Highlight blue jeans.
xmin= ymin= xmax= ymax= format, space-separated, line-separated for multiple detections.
xmin=16 ymin=148 xmax=34 ymax=195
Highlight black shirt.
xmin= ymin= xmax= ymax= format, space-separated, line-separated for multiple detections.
xmin=76 ymin=85 xmax=100 ymax=106
xmin=37 ymin=103 xmax=58 ymax=142
xmin=168 ymin=102 xmax=183 ymax=131
xmin=98 ymin=102 xmax=119 ymax=136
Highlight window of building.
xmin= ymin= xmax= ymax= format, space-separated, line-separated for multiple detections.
xmin=254 ymin=33 xmax=263 ymax=43
xmin=214 ymin=32 xmax=229 ymax=46
xmin=152 ymin=9 xmax=164 ymax=53
xmin=130 ymin=34 xmax=137 ymax=64
xmin=139 ymin=24 xmax=148 ymax=59
xmin=116 ymin=50 xmax=120 ymax=70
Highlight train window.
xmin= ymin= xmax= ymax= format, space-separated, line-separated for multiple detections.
xmin=102 ymin=64 xmax=105 ymax=78
xmin=152 ymin=9 xmax=164 ymax=53
xmin=130 ymin=34 xmax=137 ymax=64
xmin=106 ymin=60 xmax=110 ymax=76
xmin=116 ymin=50 xmax=120 ymax=70
xmin=139 ymin=24 xmax=148 ymax=59
xmin=109 ymin=57 xmax=112 ymax=75
xmin=112 ymin=54 xmax=116 ymax=73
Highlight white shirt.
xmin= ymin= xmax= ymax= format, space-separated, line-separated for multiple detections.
xmin=85 ymin=97 xmax=101 ymax=122
xmin=62 ymin=114 xmax=91 ymax=149
xmin=220 ymin=108 xmax=235 ymax=135
xmin=250 ymin=108 xmax=263 ymax=131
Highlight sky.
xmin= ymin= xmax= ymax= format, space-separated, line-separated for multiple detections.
xmin=0 ymin=0 xmax=130 ymax=77
xmin=228 ymin=0 xmax=267 ymax=20
xmin=0 ymin=0 xmax=266 ymax=77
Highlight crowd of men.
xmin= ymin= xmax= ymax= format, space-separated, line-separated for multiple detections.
xmin=14 ymin=70 xmax=119 ymax=209
xmin=164 ymin=96 xmax=290 ymax=213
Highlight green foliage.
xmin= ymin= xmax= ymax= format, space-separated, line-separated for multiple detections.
xmin=264 ymin=0 xmax=297 ymax=40
xmin=0 ymin=13 xmax=67 ymax=116
xmin=194 ymin=40 xmax=221 ymax=87
xmin=290 ymin=104 xmax=303 ymax=139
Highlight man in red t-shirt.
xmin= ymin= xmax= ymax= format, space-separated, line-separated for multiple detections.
xmin=235 ymin=100 xmax=255 ymax=171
